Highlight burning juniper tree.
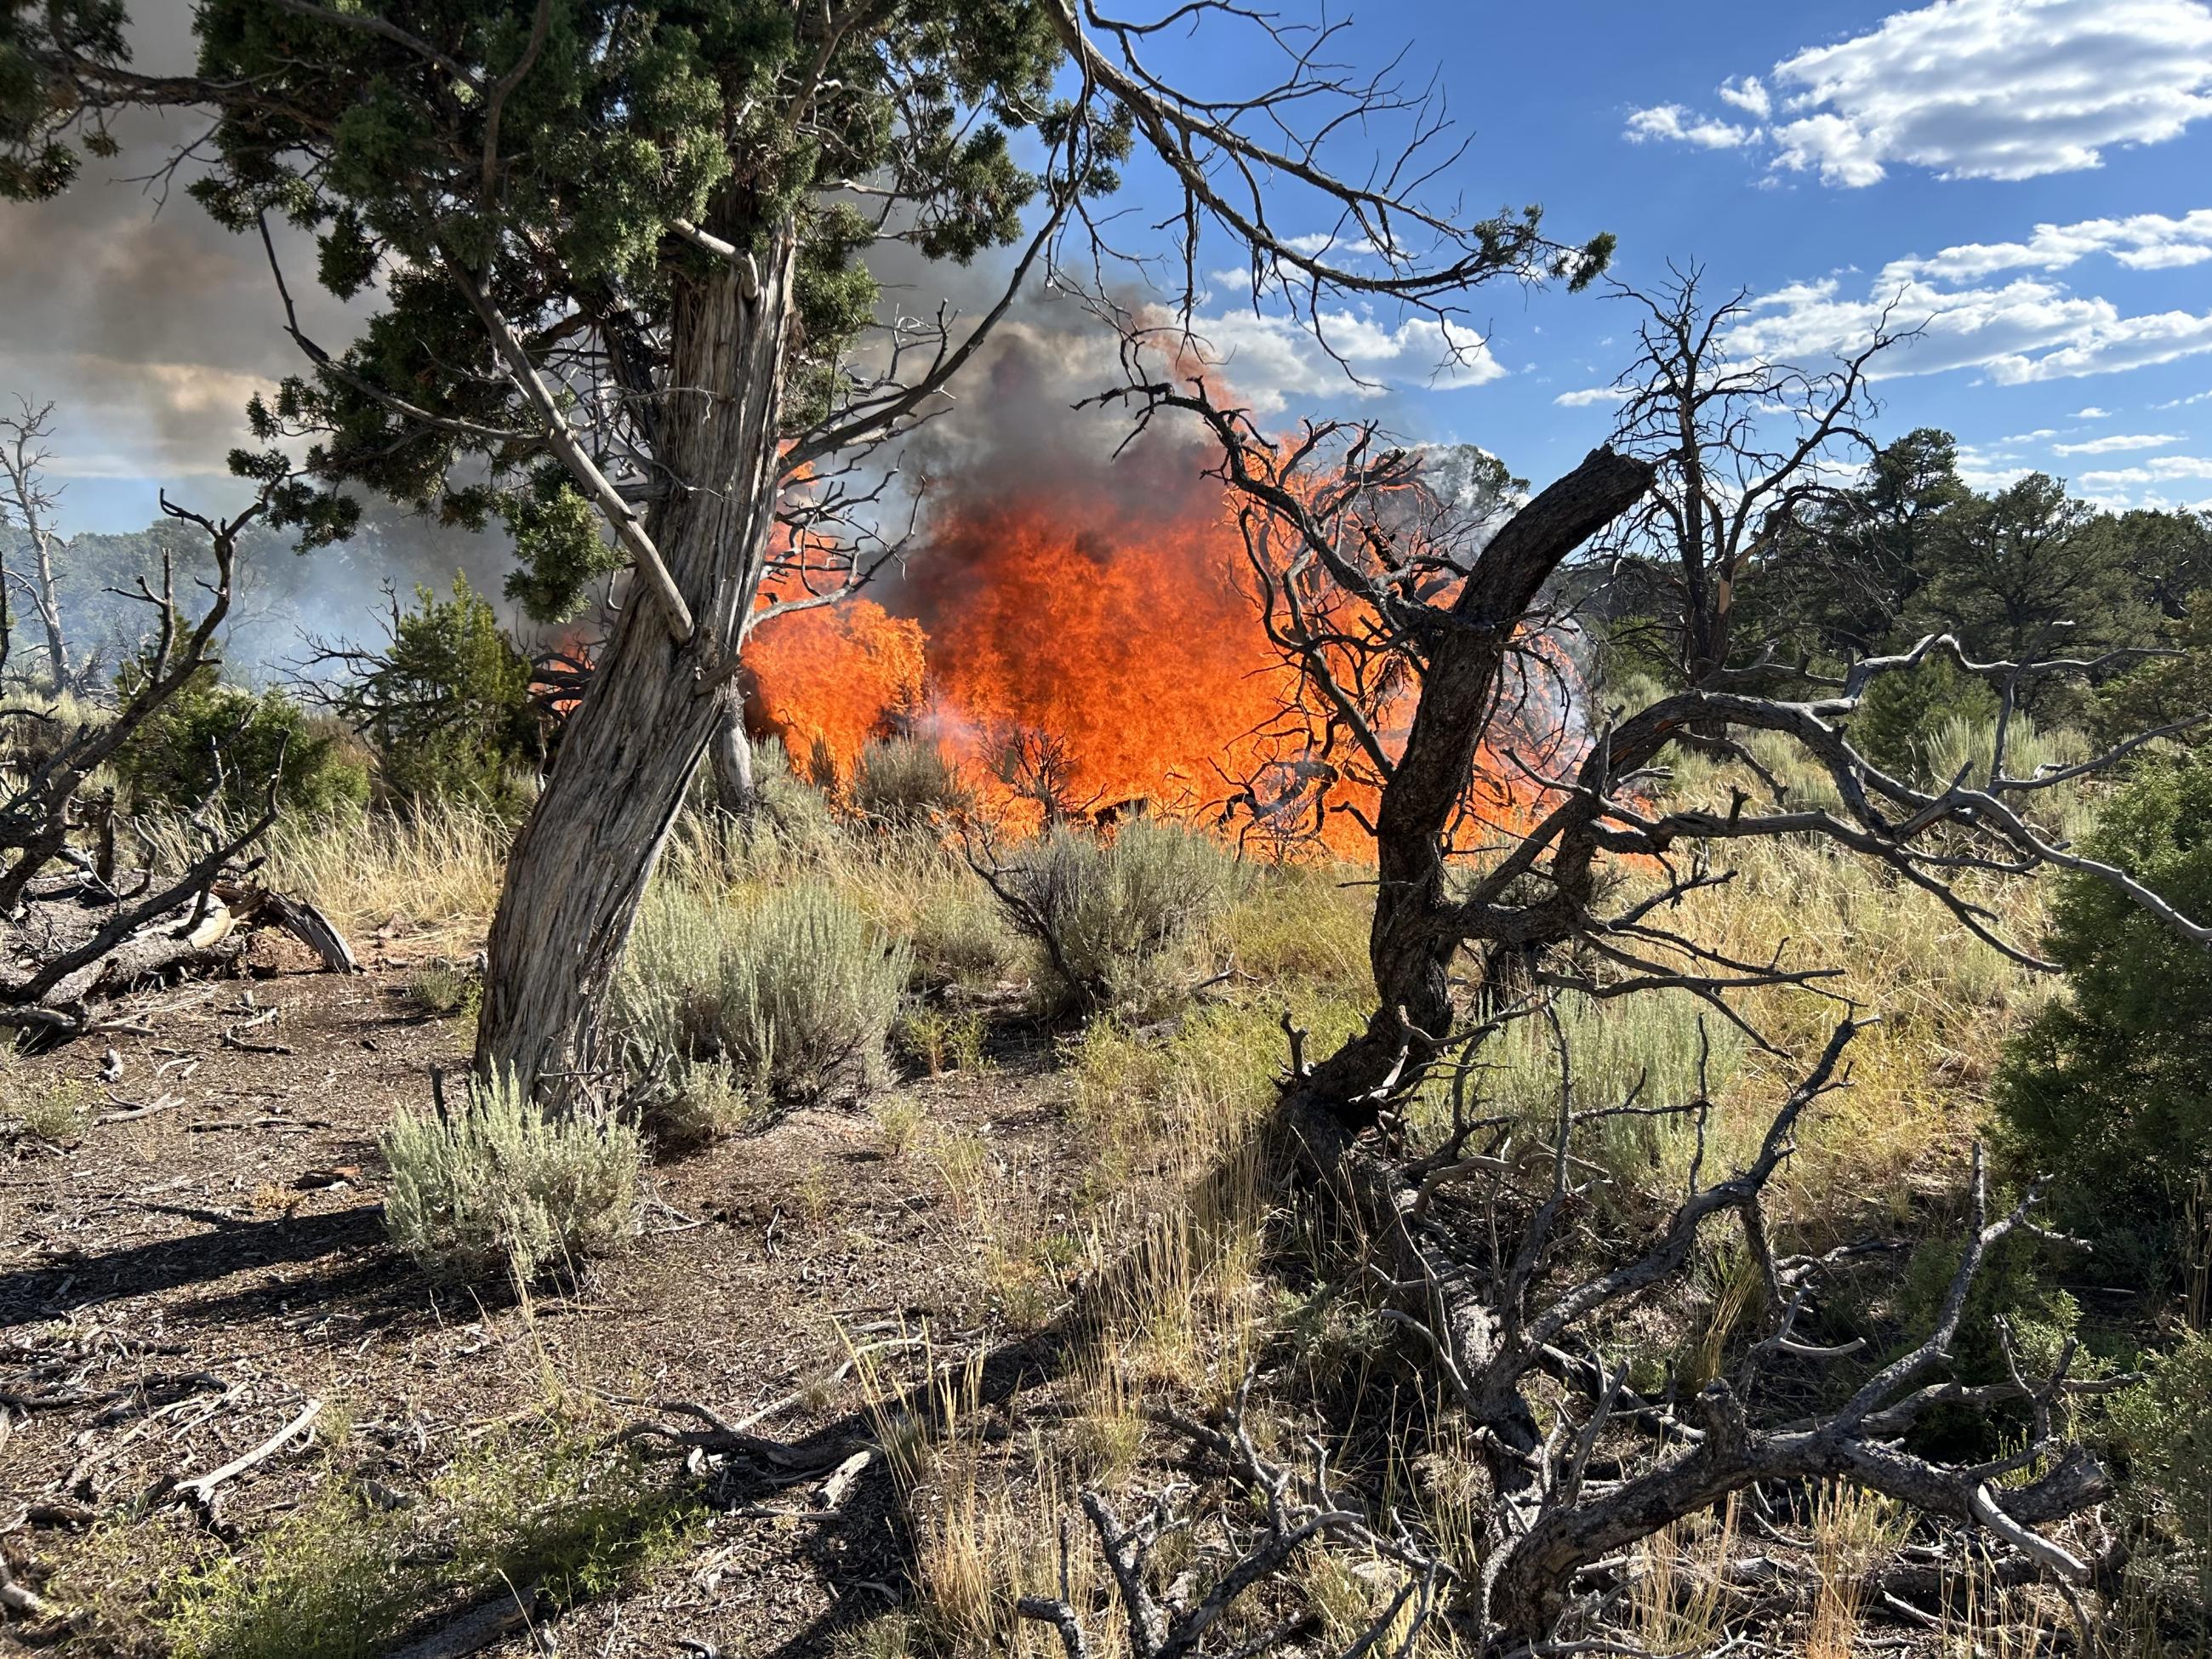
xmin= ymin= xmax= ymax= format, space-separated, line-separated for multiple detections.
xmin=0 ymin=0 xmax=1612 ymax=1094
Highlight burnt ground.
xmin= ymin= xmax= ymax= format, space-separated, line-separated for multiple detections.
xmin=0 ymin=944 xmax=1106 ymax=1657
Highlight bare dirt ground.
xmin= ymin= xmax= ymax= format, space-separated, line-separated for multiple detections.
xmin=1 ymin=945 xmax=1097 ymax=1657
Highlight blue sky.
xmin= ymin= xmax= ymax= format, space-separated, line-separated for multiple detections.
xmin=6 ymin=0 xmax=2212 ymax=530
xmin=1105 ymin=0 xmax=2212 ymax=510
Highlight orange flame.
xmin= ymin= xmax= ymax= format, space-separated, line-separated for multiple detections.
xmin=742 ymin=457 xmax=1578 ymax=855
xmin=744 ymin=599 xmax=927 ymax=779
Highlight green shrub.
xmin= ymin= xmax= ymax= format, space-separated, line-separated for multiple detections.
xmin=643 ymin=1058 xmax=759 ymax=1146
xmin=381 ymin=1072 xmax=640 ymax=1282
xmin=116 ymin=670 xmax=368 ymax=820
xmin=906 ymin=878 xmax=1022 ymax=989
xmin=1994 ymin=755 xmax=2212 ymax=1257
xmin=406 ymin=961 xmax=479 ymax=1018
xmin=715 ymin=737 xmax=839 ymax=865
xmin=989 ymin=818 xmax=1245 ymax=1013
xmin=615 ymin=881 xmax=909 ymax=1110
xmin=2111 ymin=1331 xmax=2212 ymax=1618
xmin=850 ymin=737 xmax=969 ymax=828
xmin=337 ymin=577 xmax=542 ymax=812
xmin=157 ymin=1424 xmax=696 ymax=1659
xmin=1847 ymin=655 xmax=1999 ymax=784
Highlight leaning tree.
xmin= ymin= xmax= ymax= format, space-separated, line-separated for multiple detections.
xmin=1071 ymin=310 xmax=2212 ymax=1645
xmin=1 ymin=0 xmax=1612 ymax=1093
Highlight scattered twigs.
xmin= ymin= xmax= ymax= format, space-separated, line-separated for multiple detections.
xmin=1021 ymin=1374 xmax=1451 ymax=1659
xmin=219 ymin=1005 xmax=294 ymax=1056
xmin=92 ymin=1092 xmax=180 ymax=1126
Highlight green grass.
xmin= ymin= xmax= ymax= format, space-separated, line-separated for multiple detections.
xmin=155 ymin=1422 xmax=702 ymax=1659
xmin=0 ymin=1054 xmax=95 ymax=1143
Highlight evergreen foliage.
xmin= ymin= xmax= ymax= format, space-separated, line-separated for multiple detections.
xmin=114 ymin=661 xmax=368 ymax=821
xmin=335 ymin=576 xmax=540 ymax=809
xmin=1995 ymin=755 xmax=2212 ymax=1244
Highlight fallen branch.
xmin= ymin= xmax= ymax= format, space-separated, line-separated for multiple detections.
xmin=94 ymin=1092 xmax=180 ymax=1126
xmin=387 ymin=1582 xmax=546 ymax=1659
xmin=174 ymin=1397 xmax=322 ymax=1508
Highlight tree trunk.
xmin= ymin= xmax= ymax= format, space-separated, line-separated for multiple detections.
xmin=472 ymin=226 xmax=798 ymax=1095
xmin=709 ymin=701 xmax=756 ymax=816
xmin=31 ymin=529 xmax=68 ymax=692
xmin=1301 ymin=448 xmax=1654 ymax=1120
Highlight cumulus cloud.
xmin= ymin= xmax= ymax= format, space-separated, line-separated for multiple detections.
xmin=1623 ymin=105 xmax=1753 ymax=150
xmin=1883 ymin=211 xmax=2212 ymax=284
xmin=2078 ymin=454 xmax=2212 ymax=488
xmin=1716 ymin=76 xmax=1771 ymax=120
xmin=2075 ymin=406 xmax=2112 ymax=417
xmin=1725 ymin=208 xmax=2212 ymax=386
xmin=1553 ymin=385 xmax=1633 ymax=408
xmin=1625 ymin=0 xmax=2212 ymax=186
xmin=1177 ymin=309 xmax=1505 ymax=413
xmin=2051 ymin=431 xmax=2182 ymax=453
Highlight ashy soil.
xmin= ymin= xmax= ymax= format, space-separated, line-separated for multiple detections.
xmin=1 ymin=943 xmax=1102 ymax=1657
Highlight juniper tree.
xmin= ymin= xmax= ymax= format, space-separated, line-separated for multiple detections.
xmin=2 ymin=0 xmax=1610 ymax=1091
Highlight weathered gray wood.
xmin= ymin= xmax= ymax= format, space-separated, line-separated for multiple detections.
xmin=473 ymin=224 xmax=801 ymax=1096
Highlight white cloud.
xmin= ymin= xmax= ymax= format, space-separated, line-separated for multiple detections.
xmin=1277 ymin=231 xmax=1377 ymax=259
xmin=1177 ymin=309 xmax=1506 ymax=413
xmin=1623 ymin=105 xmax=1753 ymax=151
xmin=1883 ymin=211 xmax=2212 ymax=285
xmin=1953 ymin=443 xmax=2037 ymax=492
xmin=2074 ymin=406 xmax=2112 ymax=417
xmin=2044 ymin=430 xmax=2185 ymax=451
xmin=1553 ymin=385 xmax=1633 ymax=408
xmin=2051 ymin=431 xmax=2182 ymax=453
xmin=1626 ymin=0 xmax=2212 ymax=186
xmin=2078 ymin=454 xmax=2212 ymax=488
xmin=1726 ymin=213 xmax=2212 ymax=386
xmin=2153 ymin=389 xmax=2212 ymax=407
xmin=1716 ymin=76 xmax=1771 ymax=120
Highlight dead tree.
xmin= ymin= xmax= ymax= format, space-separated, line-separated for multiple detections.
xmin=0 ymin=485 xmax=351 ymax=1032
xmin=1023 ymin=1020 xmax=2124 ymax=1654
xmin=1594 ymin=269 xmax=1904 ymax=695
xmin=0 ymin=396 xmax=74 ymax=693
xmin=1079 ymin=350 xmax=2212 ymax=1645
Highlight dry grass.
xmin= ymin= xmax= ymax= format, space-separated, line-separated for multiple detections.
xmin=265 ymin=801 xmax=511 ymax=944
xmin=1625 ymin=1494 xmax=1741 ymax=1655
xmin=1807 ymin=1482 xmax=1908 ymax=1659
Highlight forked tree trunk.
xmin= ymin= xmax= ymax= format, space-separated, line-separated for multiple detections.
xmin=1301 ymin=448 xmax=1654 ymax=1119
xmin=472 ymin=226 xmax=798 ymax=1094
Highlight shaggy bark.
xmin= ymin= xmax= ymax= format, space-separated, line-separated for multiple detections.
xmin=472 ymin=228 xmax=797 ymax=1091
